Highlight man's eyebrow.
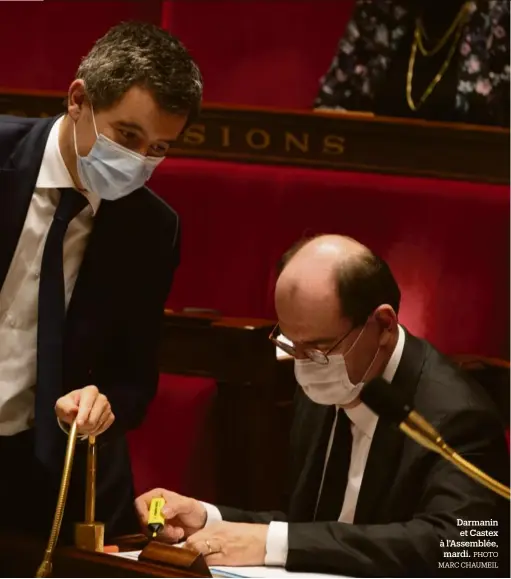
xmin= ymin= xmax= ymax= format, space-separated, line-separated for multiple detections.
xmin=116 ymin=121 xmax=177 ymax=146
xmin=116 ymin=120 xmax=146 ymax=134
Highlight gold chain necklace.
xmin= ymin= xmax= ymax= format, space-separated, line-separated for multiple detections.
xmin=416 ymin=1 xmax=472 ymax=57
xmin=406 ymin=3 xmax=471 ymax=112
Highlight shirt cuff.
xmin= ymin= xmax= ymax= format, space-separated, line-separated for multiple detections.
xmin=264 ymin=521 xmax=288 ymax=567
xmin=200 ymin=502 xmax=223 ymax=527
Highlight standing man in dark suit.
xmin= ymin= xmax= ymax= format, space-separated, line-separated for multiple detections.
xmin=0 ymin=21 xmax=202 ymax=542
xmin=137 ymin=235 xmax=509 ymax=577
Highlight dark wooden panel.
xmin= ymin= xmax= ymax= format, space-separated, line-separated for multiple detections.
xmin=159 ymin=312 xmax=277 ymax=385
xmin=0 ymin=88 xmax=508 ymax=183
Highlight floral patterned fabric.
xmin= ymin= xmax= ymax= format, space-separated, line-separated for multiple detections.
xmin=316 ymin=0 xmax=509 ymax=126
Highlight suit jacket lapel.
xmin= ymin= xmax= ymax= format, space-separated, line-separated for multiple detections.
xmin=0 ymin=116 xmax=58 ymax=292
xmin=354 ymin=330 xmax=427 ymax=524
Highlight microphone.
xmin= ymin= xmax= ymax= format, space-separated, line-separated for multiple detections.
xmin=360 ymin=377 xmax=510 ymax=500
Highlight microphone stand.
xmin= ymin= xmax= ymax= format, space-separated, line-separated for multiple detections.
xmin=401 ymin=411 xmax=510 ymax=500
xmin=36 ymin=423 xmax=104 ymax=578
xmin=36 ymin=420 xmax=78 ymax=578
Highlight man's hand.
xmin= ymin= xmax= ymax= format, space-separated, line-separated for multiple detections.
xmin=185 ymin=521 xmax=268 ymax=566
xmin=55 ymin=385 xmax=115 ymax=436
xmin=135 ymin=488 xmax=207 ymax=542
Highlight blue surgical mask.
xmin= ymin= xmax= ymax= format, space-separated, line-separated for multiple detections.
xmin=74 ymin=108 xmax=164 ymax=201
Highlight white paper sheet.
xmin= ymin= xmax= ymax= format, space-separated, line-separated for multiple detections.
xmin=211 ymin=566 xmax=345 ymax=578
xmin=112 ymin=549 xmax=141 ymax=561
xmin=111 ymin=550 xmax=345 ymax=578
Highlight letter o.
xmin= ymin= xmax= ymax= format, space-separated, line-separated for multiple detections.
xmin=246 ymin=129 xmax=270 ymax=150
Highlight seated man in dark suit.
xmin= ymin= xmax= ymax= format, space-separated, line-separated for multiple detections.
xmin=136 ymin=235 xmax=509 ymax=577
xmin=0 ymin=22 xmax=202 ymax=542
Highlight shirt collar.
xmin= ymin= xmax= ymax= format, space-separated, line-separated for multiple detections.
xmin=345 ymin=324 xmax=406 ymax=438
xmin=35 ymin=115 xmax=101 ymax=215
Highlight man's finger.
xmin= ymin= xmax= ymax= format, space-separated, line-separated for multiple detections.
xmin=161 ymin=498 xmax=190 ymax=521
xmin=203 ymin=552 xmax=226 ymax=566
xmin=55 ymin=396 xmax=79 ymax=421
xmin=162 ymin=525 xmax=185 ymax=542
xmin=88 ymin=395 xmax=109 ymax=430
xmin=90 ymin=406 xmax=110 ymax=436
xmin=184 ymin=531 xmax=207 ymax=551
xmin=134 ymin=496 xmax=150 ymax=526
xmin=76 ymin=385 xmax=98 ymax=427
xmin=186 ymin=536 xmax=222 ymax=557
xmin=135 ymin=488 xmax=171 ymax=526
xmin=91 ymin=410 xmax=114 ymax=437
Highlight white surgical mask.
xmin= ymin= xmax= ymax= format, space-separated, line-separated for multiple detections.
xmin=74 ymin=108 xmax=164 ymax=201
xmin=294 ymin=324 xmax=379 ymax=406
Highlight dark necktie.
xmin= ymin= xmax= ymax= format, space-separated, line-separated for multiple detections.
xmin=35 ymin=188 xmax=88 ymax=465
xmin=315 ymin=409 xmax=353 ymax=521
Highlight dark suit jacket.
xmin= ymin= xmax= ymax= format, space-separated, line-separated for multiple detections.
xmin=219 ymin=330 xmax=510 ymax=577
xmin=0 ymin=114 xmax=180 ymax=538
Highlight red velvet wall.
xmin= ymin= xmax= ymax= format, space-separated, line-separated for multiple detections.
xmin=164 ymin=0 xmax=354 ymax=108
xmin=150 ymin=159 xmax=510 ymax=359
xmin=0 ymin=0 xmax=353 ymax=110
xmin=0 ymin=1 xmax=162 ymax=91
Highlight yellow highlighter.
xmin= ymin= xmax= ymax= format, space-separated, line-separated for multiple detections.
xmin=148 ymin=497 xmax=166 ymax=538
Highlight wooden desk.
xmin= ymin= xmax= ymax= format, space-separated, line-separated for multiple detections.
xmin=0 ymin=534 xmax=207 ymax=578
xmin=160 ymin=311 xmax=295 ymax=511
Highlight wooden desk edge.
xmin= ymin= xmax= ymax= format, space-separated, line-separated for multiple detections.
xmin=56 ymin=547 xmax=203 ymax=578
xmin=0 ymin=533 xmax=207 ymax=578
xmin=164 ymin=309 xmax=275 ymax=330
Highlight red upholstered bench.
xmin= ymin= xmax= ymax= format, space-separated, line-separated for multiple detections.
xmin=127 ymin=375 xmax=217 ymax=502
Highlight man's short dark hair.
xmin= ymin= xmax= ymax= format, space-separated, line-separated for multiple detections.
xmin=76 ymin=21 xmax=203 ymax=120
xmin=279 ymin=237 xmax=401 ymax=326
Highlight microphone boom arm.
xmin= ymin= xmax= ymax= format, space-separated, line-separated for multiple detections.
xmin=402 ymin=411 xmax=510 ymax=500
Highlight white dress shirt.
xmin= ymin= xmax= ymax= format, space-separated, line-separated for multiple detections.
xmin=202 ymin=325 xmax=405 ymax=566
xmin=0 ymin=116 xmax=100 ymax=435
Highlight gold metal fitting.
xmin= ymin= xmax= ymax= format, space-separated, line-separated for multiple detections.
xmin=74 ymin=521 xmax=105 ymax=552
xmin=74 ymin=434 xmax=105 ymax=552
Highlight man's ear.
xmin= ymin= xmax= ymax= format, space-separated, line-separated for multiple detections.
xmin=374 ymin=305 xmax=398 ymax=347
xmin=67 ymin=79 xmax=87 ymax=122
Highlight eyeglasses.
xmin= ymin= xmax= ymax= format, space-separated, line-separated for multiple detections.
xmin=269 ymin=323 xmax=354 ymax=365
